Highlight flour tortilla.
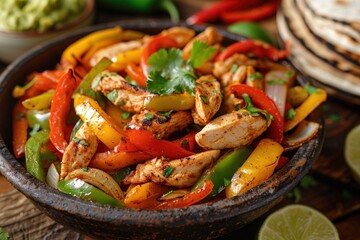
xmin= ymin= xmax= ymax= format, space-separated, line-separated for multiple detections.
xmin=277 ymin=11 xmax=360 ymax=97
xmin=298 ymin=0 xmax=360 ymax=56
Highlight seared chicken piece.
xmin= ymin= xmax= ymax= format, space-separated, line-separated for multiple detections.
xmin=182 ymin=27 xmax=223 ymax=59
xmin=195 ymin=110 xmax=269 ymax=150
xmin=93 ymin=72 xmax=155 ymax=113
xmin=192 ymin=75 xmax=222 ymax=126
xmin=245 ymin=66 xmax=264 ymax=90
xmin=127 ymin=110 xmax=193 ymax=139
xmin=123 ymin=150 xmax=220 ymax=188
xmin=60 ymin=122 xmax=99 ymax=180
xmin=89 ymin=40 xmax=143 ymax=67
xmin=161 ymin=27 xmax=196 ymax=48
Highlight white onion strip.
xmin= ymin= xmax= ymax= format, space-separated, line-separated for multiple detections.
xmin=283 ymin=120 xmax=320 ymax=152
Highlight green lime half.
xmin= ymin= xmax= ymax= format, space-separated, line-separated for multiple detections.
xmin=258 ymin=204 xmax=339 ymax=240
xmin=345 ymin=124 xmax=360 ymax=184
xmin=228 ymin=22 xmax=274 ymax=45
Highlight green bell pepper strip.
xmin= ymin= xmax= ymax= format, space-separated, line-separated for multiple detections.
xmin=75 ymin=57 xmax=113 ymax=109
xmin=26 ymin=110 xmax=50 ymax=130
xmin=58 ymin=179 xmax=125 ymax=207
xmin=25 ymin=130 xmax=50 ymax=182
xmin=98 ymin=0 xmax=179 ymax=22
xmin=193 ymin=146 xmax=252 ymax=199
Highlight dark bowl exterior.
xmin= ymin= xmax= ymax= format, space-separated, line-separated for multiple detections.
xmin=0 ymin=20 xmax=325 ymax=239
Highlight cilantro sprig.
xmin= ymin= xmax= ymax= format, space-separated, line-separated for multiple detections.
xmin=146 ymin=41 xmax=216 ymax=96
xmin=242 ymin=94 xmax=273 ymax=123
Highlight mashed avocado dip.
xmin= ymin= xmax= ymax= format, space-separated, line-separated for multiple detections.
xmin=0 ymin=0 xmax=86 ymax=32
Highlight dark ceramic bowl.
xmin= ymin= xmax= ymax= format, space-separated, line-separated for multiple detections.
xmin=0 ymin=20 xmax=324 ymax=239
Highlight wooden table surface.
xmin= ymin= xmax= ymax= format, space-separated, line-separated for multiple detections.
xmin=1 ymin=1 xmax=360 ymax=239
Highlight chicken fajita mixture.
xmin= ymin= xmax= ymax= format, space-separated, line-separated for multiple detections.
xmin=12 ymin=26 xmax=326 ymax=209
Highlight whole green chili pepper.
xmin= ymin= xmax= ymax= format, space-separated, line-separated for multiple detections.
xmin=98 ymin=0 xmax=179 ymax=22
xmin=26 ymin=110 xmax=50 ymax=130
xmin=58 ymin=179 xmax=125 ymax=207
xmin=193 ymin=146 xmax=252 ymax=199
xmin=25 ymin=130 xmax=50 ymax=182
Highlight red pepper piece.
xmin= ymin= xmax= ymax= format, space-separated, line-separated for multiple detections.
xmin=230 ymin=84 xmax=284 ymax=143
xmin=216 ymin=39 xmax=289 ymax=62
xmin=140 ymin=35 xmax=178 ymax=81
xmin=12 ymin=101 xmax=28 ymax=158
xmin=276 ymin=156 xmax=289 ymax=170
xmin=172 ymin=131 xmax=197 ymax=151
xmin=220 ymin=0 xmax=280 ymax=23
xmin=49 ymin=69 xmax=77 ymax=153
xmin=186 ymin=0 xmax=261 ymax=25
xmin=114 ymin=137 xmax=139 ymax=153
xmin=155 ymin=180 xmax=214 ymax=209
xmin=126 ymin=129 xmax=194 ymax=159
xmin=125 ymin=62 xmax=147 ymax=87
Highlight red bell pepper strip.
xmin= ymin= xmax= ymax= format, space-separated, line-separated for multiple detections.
xmin=186 ymin=0 xmax=261 ymax=25
xmin=220 ymin=0 xmax=280 ymax=23
xmin=155 ymin=180 xmax=214 ymax=209
xmin=49 ymin=69 xmax=77 ymax=153
xmin=125 ymin=62 xmax=147 ymax=87
xmin=126 ymin=129 xmax=194 ymax=159
xmin=275 ymin=156 xmax=289 ymax=170
xmin=140 ymin=35 xmax=178 ymax=81
xmin=12 ymin=101 xmax=28 ymax=158
xmin=216 ymin=39 xmax=289 ymax=62
xmin=114 ymin=137 xmax=139 ymax=153
xmin=230 ymin=84 xmax=284 ymax=143
xmin=171 ymin=131 xmax=197 ymax=151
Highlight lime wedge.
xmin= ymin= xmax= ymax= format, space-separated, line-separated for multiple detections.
xmin=258 ymin=204 xmax=339 ymax=240
xmin=345 ymin=124 xmax=360 ymax=184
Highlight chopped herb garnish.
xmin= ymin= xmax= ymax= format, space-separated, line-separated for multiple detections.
xmin=242 ymin=94 xmax=273 ymax=123
xmin=286 ymin=108 xmax=296 ymax=120
xmin=29 ymin=123 xmax=41 ymax=136
xmin=156 ymin=135 xmax=162 ymax=140
xmin=121 ymin=111 xmax=131 ymax=120
xmin=249 ymin=72 xmax=263 ymax=81
xmin=73 ymin=137 xmax=80 ymax=143
xmin=304 ymin=84 xmax=319 ymax=95
xmin=145 ymin=113 xmax=154 ymax=120
xmin=181 ymin=139 xmax=189 ymax=148
xmin=106 ymin=89 xmax=118 ymax=102
xmin=157 ymin=110 xmax=173 ymax=116
xmin=189 ymin=40 xmax=217 ymax=68
xmin=200 ymin=95 xmax=207 ymax=103
xmin=230 ymin=64 xmax=239 ymax=73
xmin=163 ymin=167 xmax=175 ymax=178
xmin=267 ymin=79 xmax=287 ymax=85
xmin=91 ymin=74 xmax=103 ymax=89
xmin=117 ymin=100 xmax=125 ymax=106
xmin=235 ymin=104 xmax=241 ymax=111
xmin=16 ymin=112 xmax=25 ymax=120
xmin=223 ymin=178 xmax=231 ymax=187
xmin=79 ymin=139 xmax=89 ymax=146
xmin=82 ymin=167 xmax=89 ymax=172
xmin=285 ymin=70 xmax=293 ymax=78
xmin=329 ymin=114 xmax=340 ymax=122
xmin=161 ymin=190 xmax=174 ymax=199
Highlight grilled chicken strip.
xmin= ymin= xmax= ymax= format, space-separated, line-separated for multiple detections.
xmin=89 ymin=40 xmax=143 ymax=67
xmin=195 ymin=110 xmax=269 ymax=150
xmin=127 ymin=110 xmax=193 ymax=139
xmin=123 ymin=150 xmax=220 ymax=188
xmin=60 ymin=122 xmax=99 ymax=180
xmin=192 ymin=75 xmax=222 ymax=126
xmin=93 ymin=72 xmax=154 ymax=113
xmin=160 ymin=27 xmax=196 ymax=48
xmin=182 ymin=27 xmax=223 ymax=59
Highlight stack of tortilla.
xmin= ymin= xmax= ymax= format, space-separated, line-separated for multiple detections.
xmin=277 ymin=0 xmax=360 ymax=103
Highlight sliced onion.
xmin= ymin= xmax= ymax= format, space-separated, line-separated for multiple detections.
xmin=46 ymin=163 xmax=60 ymax=189
xmin=283 ymin=120 xmax=320 ymax=151
xmin=265 ymin=82 xmax=287 ymax=117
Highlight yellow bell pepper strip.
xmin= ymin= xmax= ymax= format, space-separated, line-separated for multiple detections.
xmin=225 ymin=138 xmax=284 ymax=198
xmin=12 ymin=100 xmax=28 ymax=158
xmin=60 ymin=27 xmax=123 ymax=67
xmin=58 ymin=178 xmax=124 ymax=207
xmin=143 ymin=94 xmax=195 ymax=111
xmin=22 ymin=90 xmax=54 ymax=110
xmin=193 ymin=146 xmax=252 ymax=199
xmin=124 ymin=182 xmax=173 ymax=209
xmin=25 ymin=130 xmax=50 ymax=182
xmin=155 ymin=180 xmax=214 ymax=209
xmin=109 ymin=47 xmax=144 ymax=72
xmin=49 ymin=70 xmax=77 ymax=153
xmin=74 ymin=94 xmax=124 ymax=149
xmin=75 ymin=57 xmax=113 ymax=109
xmin=284 ymin=88 xmax=327 ymax=132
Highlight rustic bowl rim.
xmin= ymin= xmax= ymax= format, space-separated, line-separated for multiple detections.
xmin=0 ymin=19 xmax=325 ymax=228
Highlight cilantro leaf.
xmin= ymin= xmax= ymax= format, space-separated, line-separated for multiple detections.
xmin=189 ymin=40 xmax=216 ymax=68
xmin=242 ymin=94 xmax=274 ymax=123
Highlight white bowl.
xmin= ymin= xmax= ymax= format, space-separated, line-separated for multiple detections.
xmin=0 ymin=0 xmax=95 ymax=63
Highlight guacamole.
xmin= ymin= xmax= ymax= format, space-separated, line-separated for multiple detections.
xmin=0 ymin=0 xmax=86 ymax=32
